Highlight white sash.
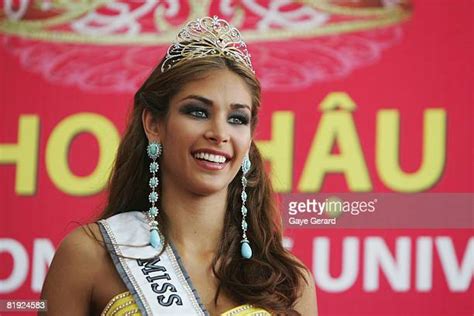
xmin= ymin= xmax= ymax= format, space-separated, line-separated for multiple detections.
xmin=99 ymin=211 xmax=208 ymax=316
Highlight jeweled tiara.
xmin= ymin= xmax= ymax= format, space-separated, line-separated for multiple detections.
xmin=161 ymin=16 xmax=254 ymax=73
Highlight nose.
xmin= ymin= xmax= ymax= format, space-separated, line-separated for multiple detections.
xmin=204 ymin=116 xmax=229 ymax=144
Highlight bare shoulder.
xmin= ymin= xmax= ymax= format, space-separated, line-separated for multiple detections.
xmin=40 ymin=223 xmax=106 ymax=315
xmin=291 ymin=255 xmax=318 ymax=316
xmin=54 ymin=223 xmax=106 ymax=264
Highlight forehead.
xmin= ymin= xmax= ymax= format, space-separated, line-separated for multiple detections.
xmin=171 ymin=69 xmax=252 ymax=108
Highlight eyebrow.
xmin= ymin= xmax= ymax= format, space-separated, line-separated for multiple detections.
xmin=179 ymin=94 xmax=251 ymax=111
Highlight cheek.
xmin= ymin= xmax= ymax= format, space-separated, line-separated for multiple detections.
xmin=235 ymin=129 xmax=251 ymax=149
xmin=232 ymin=130 xmax=252 ymax=163
xmin=163 ymin=118 xmax=196 ymax=146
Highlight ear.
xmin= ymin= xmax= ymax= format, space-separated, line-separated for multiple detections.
xmin=142 ymin=108 xmax=162 ymax=142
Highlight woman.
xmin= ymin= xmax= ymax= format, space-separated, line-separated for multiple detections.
xmin=41 ymin=16 xmax=317 ymax=315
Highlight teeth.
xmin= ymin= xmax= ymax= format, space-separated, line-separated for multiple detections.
xmin=194 ymin=152 xmax=227 ymax=163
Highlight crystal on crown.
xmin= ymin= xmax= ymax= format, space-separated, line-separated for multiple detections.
xmin=161 ymin=16 xmax=254 ymax=73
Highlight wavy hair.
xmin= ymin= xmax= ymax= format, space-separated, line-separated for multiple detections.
xmin=98 ymin=56 xmax=307 ymax=314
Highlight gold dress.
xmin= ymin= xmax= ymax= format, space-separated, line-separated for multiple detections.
xmin=102 ymin=291 xmax=271 ymax=316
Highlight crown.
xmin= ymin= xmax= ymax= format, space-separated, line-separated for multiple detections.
xmin=161 ymin=16 xmax=254 ymax=73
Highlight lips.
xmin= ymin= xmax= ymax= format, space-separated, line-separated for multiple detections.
xmin=193 ymin=152 xmax=227 ymax=163
xmin=191 ymin=149 xmax=232 ymax=171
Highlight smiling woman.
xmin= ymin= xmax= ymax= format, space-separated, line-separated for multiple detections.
xmin=40 ymin=16 xmax=317 ymax=316
xmin=152 ymin=69 xmax=253 ymax=195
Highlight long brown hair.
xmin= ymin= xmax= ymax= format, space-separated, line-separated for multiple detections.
xmin=99 ymin=56 xmax=307 ymax=314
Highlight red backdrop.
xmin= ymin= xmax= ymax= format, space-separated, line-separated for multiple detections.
xmin=1 ymin=1 xmax=472 ymax=315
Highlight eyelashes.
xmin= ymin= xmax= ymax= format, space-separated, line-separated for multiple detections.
xmin=228 ymin=115 xmax=249 ymax=125
xmin=180 ymin=104 xmax=250 ymax=125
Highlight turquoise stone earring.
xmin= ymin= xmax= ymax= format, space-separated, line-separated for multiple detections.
xmin=240 ymin=153 xmax=252 ymax=259
xmin=146 ymin=141 xmax=162 ymax=249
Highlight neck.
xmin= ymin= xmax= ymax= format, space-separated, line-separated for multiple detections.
xmin=160 ymin=181 xmax=227 ymax=258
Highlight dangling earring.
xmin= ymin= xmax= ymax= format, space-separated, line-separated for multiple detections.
xmin=146 ymin=140 xmax=162 ymax=249
xmin=240 ymin=153 xmax=252 ymax=259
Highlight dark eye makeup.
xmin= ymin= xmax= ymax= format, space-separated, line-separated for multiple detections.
xmin=228 ymin=112 xmax=250 ymax=125
xmin=180 ymin=104 xmax=208 ymax=118
xmin=179 ymin=103 xmax=250 ymax=125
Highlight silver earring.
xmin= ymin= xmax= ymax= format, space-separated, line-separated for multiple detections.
xmin=240 ymin=153 xmax=252 ymax=259
xmin=146 ymin=141 xmax=162 ymax=249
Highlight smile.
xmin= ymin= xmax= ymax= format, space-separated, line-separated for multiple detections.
xmin=193 ymin=152 xmax=227 ymax=163
xmin=192 ymin=150 xmax=232 ymax=171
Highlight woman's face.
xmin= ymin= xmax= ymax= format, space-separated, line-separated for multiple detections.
xmin=158 ymin=69 xmax=253 ymax=196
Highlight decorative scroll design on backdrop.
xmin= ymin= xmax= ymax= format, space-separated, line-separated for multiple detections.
xmin=0 ymin=0 xmax=411 ymax=44
xmin=0 ymin=0 xmax=411 ymax=92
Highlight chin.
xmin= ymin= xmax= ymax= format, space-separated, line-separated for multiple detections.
xmin=188 ymin=179 xmax=229 ymax=196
